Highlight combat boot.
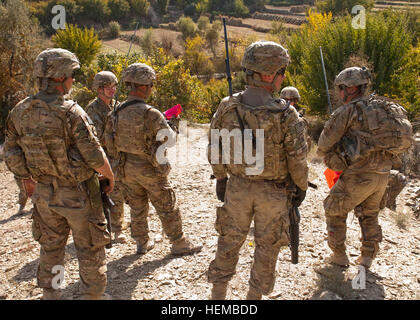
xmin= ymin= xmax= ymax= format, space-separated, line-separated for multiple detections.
xmin=326 ymin=250 xmax=350 ymax=267
xmin=246 ymin=286 xmax=262 ymax=300
xmin=210 ymin=283 xmax=228 ymax=300
xmin=42 ymin=288 xmax=61 ymax=300
xmin=355 ymin=256 xmax=373 ymax=269
xmin=80 ymin=293 xmax=112 ymax=300
xmin=171 ymin=236 xmax=202 ymax=256
xmin=136 ymin=239 xmax=155 ymax=255
xmin=114 ymin=231 xmax=127 ymax=243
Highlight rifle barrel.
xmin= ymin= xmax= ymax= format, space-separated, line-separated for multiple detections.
xmin=223 ymin=18 xmax=233 ymax=97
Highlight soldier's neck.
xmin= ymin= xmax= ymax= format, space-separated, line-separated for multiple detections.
xmin=242 ymin=86 xmax=273 ymax=107
xmin=98 ymin=94 xmax=112 ymax=106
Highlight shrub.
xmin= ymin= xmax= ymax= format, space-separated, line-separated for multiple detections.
xmin=130 ymin=0 xmax=150 ymax=16
xmin=184 ymin=35 xmax=215 ymax=75
xmin=79 ymin=0 xmax=110 ymax=23
xmin=286 ymin=10 xmax=416 ymax=115
xmin=108 ymin=0 xmax=130 ymax=20
xmin=154 ymin=0 xmax=169 ymax=15
xmin=139 ymin=28 xmax=156 ymax=58
xmin=205 ymin=20 xmax=222 ymax=58
xmin=51 ymin=24 xmax=102 ymax=66
xmin=316 ymin=0 xmax=374 ymax=16
xmin=177 ymin=16 xmax=197 ymax=40
xmin=108 ymin=21 xmax=121 ymax=39
xmin=197 ymin=15 xmax=210 ymax=34
xmin=0 ymin=0 xmax=43 ymax=143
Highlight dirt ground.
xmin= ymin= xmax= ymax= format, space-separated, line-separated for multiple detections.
xmin=0 ymin=125 xmax=419 ymax=300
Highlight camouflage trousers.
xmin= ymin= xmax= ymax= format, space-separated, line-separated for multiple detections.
xmin=14 ymin=177 xmax=28 ymax=207
xmin=119 ymin=159 xmax=183 ymax=245
xmin=208 ymin=175 xmax=290 ymax=296
xmin=324 ymin=170 xmax=389 ymax=258
xmin=109 ymin=179 xmax=125 ymax=232
xmin=31 ymin=181 xmax=107 ymax=296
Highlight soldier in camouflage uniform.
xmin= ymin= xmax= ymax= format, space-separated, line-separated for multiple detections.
xmin=280 ymin=86 xmax=311 ymax=151
xmin=317 ymin=67 xmax=413 ymax=268
xmin=207 ymin=41 xmax=309 ymax=300
xmin=4 ymin=48 xmax=115 ymax=300
xmin=86 ymin=71 xmax=127 ymax=243
xmin=104 ymin=63 xmax=202 ymax=256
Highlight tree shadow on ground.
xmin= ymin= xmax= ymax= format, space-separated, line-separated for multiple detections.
xmin=13 ymin=242 xmax=78 ymax=283
xmin=310 ymin=264 xmax=385 ymax=300
xmin=105 ymin=252 xmax=178 ymax=300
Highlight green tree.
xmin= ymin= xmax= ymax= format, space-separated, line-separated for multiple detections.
xmin=139 ymin=28 xmax=156 ymax=58
xmin=130 ymin=0 xmax=150 ymax=16
xmin=108 ymin=21 xmax=121 ymax=39
xmin=0 ymin=0 xmax=44 ymax=143
xmin=205 ymin=20 xmax=222 ymax=58
xmin=52 ymin=24 xmax=102 ymax=66
xmin=316 ymin=0 xmax=374 ymax=16
xmin=155 ymin=0 xmax=169 ymax=15
xmin=287 ymin=10 xmax=417 ymax=116
xmin=108 ymin=0 xmax=130 ymax=20
xmin=197 ymin=15 xmax=210 ymax=34
xmin=79 ymin=0 xmax=111 ymax=22
xmin=177 ymin=16 xmax=197 ymax=40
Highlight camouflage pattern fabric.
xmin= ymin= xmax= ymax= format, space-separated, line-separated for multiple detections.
xmin=4 ymin=89 xmax=108 ymax=296
xmin=14 ymin=177 xmax=28 ymax=207
xmin=207 ymin=86 xmax=308 ymax=296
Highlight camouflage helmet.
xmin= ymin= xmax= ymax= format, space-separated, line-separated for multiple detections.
xmin=121 ymin=63 xmax=156 ymax=86
xmin=280 ymin=86 xmax=301 ymax=101
xmin=34 ymin=48 xmax=80 ymax=78
xmin=241 ymin=41 xmax=290 ymax=75
xmin=92 ymin=71 xmax=118 ymax=92
xmin=334 ymin=67 xmax=371 ymax=88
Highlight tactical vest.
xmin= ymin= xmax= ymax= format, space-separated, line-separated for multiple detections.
xmin=15 ymin=96 xmax=93 ymax=183
xmin=342 ymin=96 xmax=413 ymax=162
xmin=113 ymin=100 xmax=152 ymax=157
xmin=213 ymin=93 xmax=291 ymax=181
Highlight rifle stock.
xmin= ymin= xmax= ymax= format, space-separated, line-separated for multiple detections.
xmin=100 ymin=179 xmax=114 ymax=249
xmin=289 ymin=206 xmax=300 ymax=264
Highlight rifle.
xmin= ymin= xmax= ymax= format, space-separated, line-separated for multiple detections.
xmin=289 ymin=182 xmax=317 ymax=264
xmin=100 ymin=179 xmax=115 ymax=249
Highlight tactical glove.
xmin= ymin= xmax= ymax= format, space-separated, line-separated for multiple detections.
xmin=292 ymin=187 xmax=306 ymax=207
xmin=216 ymin=178 xmax=228 ymax=202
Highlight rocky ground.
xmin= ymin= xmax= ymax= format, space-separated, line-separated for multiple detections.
xmin=0 ymin=125 xmax=419 ymax=300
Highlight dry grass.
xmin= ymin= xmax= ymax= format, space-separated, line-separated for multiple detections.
xmin=392 ymin=209 xmax=411 ymax=230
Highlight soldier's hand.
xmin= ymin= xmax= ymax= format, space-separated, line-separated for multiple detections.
xmin=23 ymin=178 xmax=36 ymax=198
xmin=216 ymin=177 xmax=228 ymax=202
xmin=99 ymin=175 xmax=114 ymax=195
xmin=292 ymin=187 xmax=306 ymax=207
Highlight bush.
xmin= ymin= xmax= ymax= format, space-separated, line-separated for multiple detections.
xmin=108 ymin=21 xmax=121 ymax=39
xmin=108 ymin=0 xmax=130 ymax=20
xmin=52 ymin=24 xmax=102 ymax=66
xmin=287 ymin=10 xmax=417 ymax=116
xmin=139 ymin=28 xmax=156 ymax=58
xmin=70 ymin=83 xmax=96 ymax=109
xmin=316 ymin=0 xmax=374 ymax=16
xmin=184 ymin=35 xmax=215 ymax=75
xmin=0 ymin=0 xmax=43 ymax=143
xmin=79 ymin=0 xmax=110 ymax=23
xmin=154 ymin=0 xmax=169 ymax=15
xmin=130 ymin=0 xmax=150 ymax=16
xmin=197 ymin=15 xmax=210 ymax=34
xmin=205 ymin=20 xmax=222 ymax=58
xmin=177 ymin=16 xmax=197 ymax=40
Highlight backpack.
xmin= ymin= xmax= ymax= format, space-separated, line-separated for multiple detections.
xmin=351 ymin=96 xmax=413 ymax=157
